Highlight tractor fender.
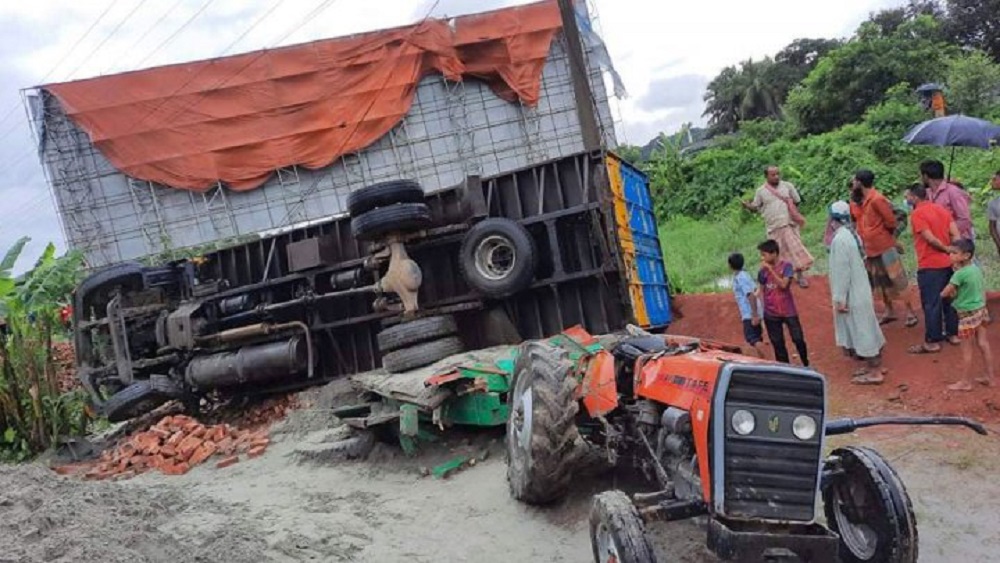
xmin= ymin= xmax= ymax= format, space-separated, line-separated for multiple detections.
xmin=580 ymin=349 xmax=618 ymax=417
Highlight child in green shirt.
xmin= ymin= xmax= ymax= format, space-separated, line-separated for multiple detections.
xmin=941 ymin=239 xmax=994 ymax=391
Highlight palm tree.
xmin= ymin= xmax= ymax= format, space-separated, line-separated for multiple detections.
xmin=703 ymin=58 xmax=784 ymax=135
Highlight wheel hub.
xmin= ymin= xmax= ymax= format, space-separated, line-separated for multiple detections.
xmin=833 ymin=482 xmax=878 ymax=559
xmin=474 ymin=235 xmax=516 ymax=281
xmin=510 ymin=388 xmax=533 ymax=451
xmin=595 ymin=522 xmax=621 ymax=563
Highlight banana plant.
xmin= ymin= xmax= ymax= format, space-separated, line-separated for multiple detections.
xmin=0 ymin=237 xmax=85 ymax=460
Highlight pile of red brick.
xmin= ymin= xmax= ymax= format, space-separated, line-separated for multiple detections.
xmin=52 ymin=341 xmax=79 ymax=393
xmin=76 ymin=415 xmax=270 ymax=481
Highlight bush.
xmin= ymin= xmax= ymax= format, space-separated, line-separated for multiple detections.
xmin=0 ymin=239 xmax=87 ymax=461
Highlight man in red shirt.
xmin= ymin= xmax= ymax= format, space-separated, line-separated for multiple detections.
xmin=849 ymin=170 xmax=919 ymax=327
xmin=905 ymin=184 xmax=960 ymax=354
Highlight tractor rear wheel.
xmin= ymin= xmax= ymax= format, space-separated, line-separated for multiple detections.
xmin=823 ymin=446 xmax=918 ymax=563
xmin=506 ymin=341 xmax=581 ymax=504
xmin=589 ymin=490 xmax=658 ymax=563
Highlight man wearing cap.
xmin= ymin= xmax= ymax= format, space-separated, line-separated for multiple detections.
xmin=827 ymin=201 xmax=885 ymax=384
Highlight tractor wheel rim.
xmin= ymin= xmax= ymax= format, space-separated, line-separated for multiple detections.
xmin=474 ymin=235 xmax=516 ymax=281
xmin=595 ymin=522 xmax=620 ymax=563
xmin=511 ymin=388 xmax=533 ymax=451
xmin=833 ymin=484 xmax=878 ymax=559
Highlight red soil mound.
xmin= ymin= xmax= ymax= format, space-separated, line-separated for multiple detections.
xmin=670 ymin=276 xmax=1000 ymax=424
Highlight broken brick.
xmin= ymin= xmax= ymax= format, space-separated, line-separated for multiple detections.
xmin=148 ymin=427 xmax=172 ymax=440
xmin=217 ymin=437 xmax=235 ymax=456
xmin=250 ymin=437 xmax=271 ymax=449
xmin=177 ymin=435 xmax=204 ymax=460
xmin=188 ymin=441 xmax=218 ymax=467
xmin=129 ymin=455 xmax=148 ymax=468
xmin=191 ymin=425 xmax=207 ymax=439
xmin=166 ymin=431 xmax=185 ymax=447
xmin=160 ymin=445 xmax=177 ymax=458
xmin=215 ymin=455 xmax=239 ymax=469
xmin=112 ymin=470 xmax=137 ymax=481
xmin=247 ymin=445 xmax=267 ymax=458
xmin=149 ymin=454 xmax=166 ymax=469
xmin=160 ymin=462 xmax=191 ymax=476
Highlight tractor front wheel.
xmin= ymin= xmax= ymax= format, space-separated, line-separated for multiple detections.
xmin=822 ymin=446 xmax=918 ymax=563
xmin=589 ymin=490 xmax=657 ymax=563
xmin=506 ymin=341 xmax=580 ymax=504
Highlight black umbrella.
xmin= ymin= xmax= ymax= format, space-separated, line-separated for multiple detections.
xmin=902 ymin=115 xmax=1000 ymax=179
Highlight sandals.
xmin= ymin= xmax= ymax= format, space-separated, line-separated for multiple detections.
xmin=907 ymin=344 xmax=940 ymax=355
xmin=947 ymin=381 xmax=974 ymax=392
xmin=975 ymin=377 xmax=995 ymax=387
xmin=948 ymin=336 xmax=961 ymax=346
xmin=797 ymin=277 xmax=810 ymax=289
xmin=904 ymin=315 xmax=919 ymax=328
xmin=878 ymin=315 xmax=898 ymax=326
xmin=851 ymin=371 xmax=884 ymax=385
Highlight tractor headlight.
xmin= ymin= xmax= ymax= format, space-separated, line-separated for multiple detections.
xmin=731 ymin=410 xmax=756 ymax=435
xmin=792 ymin=415 xmax=817 ymax=440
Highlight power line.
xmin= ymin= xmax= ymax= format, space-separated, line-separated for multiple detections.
xmin=102 ymin=0 xmax=187 ymax=75
xmin=132 ymin=0 xmax=218 ymax=70
xmin=0 ymin=0 xmax=121 ymax=143
xmin=62 ymin=0 xmax=150 ymax=81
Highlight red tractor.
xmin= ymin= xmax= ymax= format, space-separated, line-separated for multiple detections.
xmin=504 ymin=332 xmax=986 ymax=563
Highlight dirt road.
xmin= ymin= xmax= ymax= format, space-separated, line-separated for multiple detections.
xmin=4 ymin=276 xmax=1000 ymax=562
xmin=4 ymin=407 xmax=998 ymax=562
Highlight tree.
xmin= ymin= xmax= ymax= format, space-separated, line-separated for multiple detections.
xmin=786 ymin=16 xmax=956 ymax=135
xmin=945 ymin=0 xmax=1000 ymax=63
xmin=867 ymin=0 xmax=946 ymax=37
xmin=946 ymin=50 xmax=1000 ymax=117
xmin=703 ymin=58 xmax=784 ymax=135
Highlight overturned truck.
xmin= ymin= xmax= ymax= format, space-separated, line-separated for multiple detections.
xmin=72 ymin=151 xmax=671 ymax=420
xmin=35 ymin=1 xmax=672 ymax=420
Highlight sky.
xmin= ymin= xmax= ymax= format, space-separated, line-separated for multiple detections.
xmin=0 ymin=0 xmax=899 ymax=272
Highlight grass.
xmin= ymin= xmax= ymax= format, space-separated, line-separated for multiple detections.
xmin=660 ymin=204 xmax=1000 ymax=294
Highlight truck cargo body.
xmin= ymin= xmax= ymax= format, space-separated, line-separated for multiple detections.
xmin=35 ymin=31 xmax=615 ymax=268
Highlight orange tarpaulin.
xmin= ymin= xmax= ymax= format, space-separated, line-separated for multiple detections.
xmin=43 ymin=1 xmax=562 ymax=192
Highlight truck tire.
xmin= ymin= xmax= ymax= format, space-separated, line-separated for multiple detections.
xmin=347 ymin=180 xmax=424 ymax=216
xmin=377 ymin=315 xmax=457 ymax=353
xmin=589 ymin=490 xmax=658 ymax=563
xmin=381 ymin=336 xmax=464 ymax=373
xmin=823 ymin=446 xmax=918 ymax=563
xmin=351 ymin=203 xmax=432 ymax=241
xmin=506 ymin=341 xmax=580 ymax=504
xmin=74 ymin=261 xmax=146 ymax=314
xmin=103 ymin=380 xmax=170 ymax=423
xmin=459 ymin=218 xmax=536 ymax=298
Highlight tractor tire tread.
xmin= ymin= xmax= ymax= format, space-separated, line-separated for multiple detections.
xmin=589 ymin=490 xmax=658 ymax=563
xmin=823 ymin=446 xmax=918 ymax=563
xmin=104 ymin=380 xmax=169 ymax=423
xmin=506 ymin=341 xmax=581 ymax=504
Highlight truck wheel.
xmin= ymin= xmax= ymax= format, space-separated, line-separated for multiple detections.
xmin=459 ymin=218 xmax=536 ymax=298
xmin=823 ymin=446 xmax=918 ymax=563
xmin=381 ymin=336 xmax=464 ymax=373
xmin=377 ymin=315 xmax=457 ymax=353
xmin=590 ymin=490 xmax=658 ymax=563
xmin=348 ymin=180 xmax=424 ymax=216
xmin=506 ymin=341 xmax=580 ymax=504
xmin=103 ymin=381 xmax=170 ymax=423
xmin=351 ymin=203 xmax=431 ymax=241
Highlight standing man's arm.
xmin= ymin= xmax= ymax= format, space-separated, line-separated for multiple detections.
xmin=950 ymin=190 xmax=973 ymax=237
xmin=789 ymin=184 xmax=802 ymax=204
xmin=874 ymin=197 xmax=897 ymax=234
xmin=988 ymin=202 xmax=1000 ymax=253
xmin=742 ymin=188 xmax=762 ymax=211
xmin=949 ymin=220 xmax=961 ymax=244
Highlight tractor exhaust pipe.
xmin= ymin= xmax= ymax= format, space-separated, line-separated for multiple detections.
xmin=825 ymin=416 xmax=987 ymax=436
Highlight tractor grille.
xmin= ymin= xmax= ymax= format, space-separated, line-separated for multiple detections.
xmin=721 ymin=369 xmax=824 ymax=522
